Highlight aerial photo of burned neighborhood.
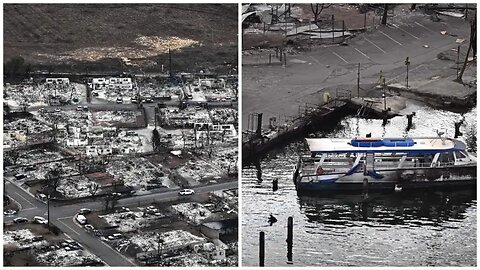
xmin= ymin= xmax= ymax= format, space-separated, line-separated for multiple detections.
xmin=3 ymin=4 xmax=238 ymax=267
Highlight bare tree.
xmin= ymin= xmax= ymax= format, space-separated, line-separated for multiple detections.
xmin=46 ymin=166 xmax=63 ymax=195
xmin=88 ymin=182 xmax=100 ymax=196
xmin=152 ymin=128 xmax=161 ymax=152
xmin=311 ymin=4 xmax=331 ymax=22
xmin=456 ymin=19 xmax=476 ymax=83
xmin=5 ymin=150 xmax=20 ymax=166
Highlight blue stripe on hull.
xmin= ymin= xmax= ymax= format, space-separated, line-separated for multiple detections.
xmin=296 ymin=179 xmax=476 ymax=193
xmin=297 ymin=182 xmax=395 ymax=192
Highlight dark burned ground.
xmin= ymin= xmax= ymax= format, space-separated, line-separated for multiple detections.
xmin=4 ymin=4 xmax=237 ymax=73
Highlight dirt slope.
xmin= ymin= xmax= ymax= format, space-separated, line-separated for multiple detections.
xmin=4 ymin=4 xmax=238 ymax=73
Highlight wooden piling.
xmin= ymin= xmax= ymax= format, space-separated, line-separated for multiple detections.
xmin=272 ymin=179 xmax=278 ymax=191
xmin=259 ymin=231 xmax=265 ymax=267
xmin=362 ymin=178 xmax=369 ymax=201
xmin=286 ymin=217 xmax=293 ymax=263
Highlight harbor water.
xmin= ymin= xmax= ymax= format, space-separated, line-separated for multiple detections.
xmin=242 ymin=103 xmax=477 ymax=266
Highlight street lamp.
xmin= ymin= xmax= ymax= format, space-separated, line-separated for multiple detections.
xmin=382 ymin=77 xmax=387 ymax=111
xmin=405 ymin=57 xmax=411 ymax=89
xmin=456 ymin=45 xmax=461 ymax=79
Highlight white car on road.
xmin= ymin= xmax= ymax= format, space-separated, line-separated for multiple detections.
xmin=179 ymin=189 xmax=195 ymax=196
xmin=33 ymin=216 xmax=48 ymax=224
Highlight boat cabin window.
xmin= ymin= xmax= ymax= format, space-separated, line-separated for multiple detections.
xmin=454 ymin=151 xmax=467 ymax=159
xmin=440 ymin=152 xmax=455 ymax=163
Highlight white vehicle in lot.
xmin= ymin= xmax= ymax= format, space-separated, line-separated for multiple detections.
xmin=76 ymin=214 xmax=87 ymax=225
xmin=33 ymin=216 xmax=48 ymax=224
xmin=36 ymin=193 xmax=48 ymax=202
xmin=4 ymin=209 xmax=17 ymax=216
xmin=107 ymin=233 xmax=123 ymax=240
xmin=179 ymin=189 xmax=195 ymax=196
xmin=78 ymin=208 xmax=91 ymax=215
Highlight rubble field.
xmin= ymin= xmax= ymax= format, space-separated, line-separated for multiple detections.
xmin=106 ymin=157 xmax=177 ymax=191
xmin=4 ymin=225 xmax=103 ymax=267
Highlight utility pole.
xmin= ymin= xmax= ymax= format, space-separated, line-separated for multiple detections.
xmin=382 ymin=78 xmax=387 ymax=111
xmin=457 ymin=45 xmax=461 ymax=79
xmin=405 ymin=57 xmax=410 ymax=89
xmin=364 ymin=12 xmax=367 ymax=29
xmin=168 ymin=47 xmax=172 ymax=78
xmin=332 ymin=15 xmax=335 ymax=42
xmin=47 ymin=194 xmax=51 ymax=231
xmin=357 ymin=63 xmax=360 ymax=98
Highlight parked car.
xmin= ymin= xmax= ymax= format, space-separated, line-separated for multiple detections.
xmin=36 ymin=193 xmax=48 ymax=202
xmin=33 ymin=216 xmax=48 ymax=224
xmin=179 ymin=189 xmax=195 ymax=196
xmin=78 ymin=208 xmax=91 ymax=215
xmin=4 ymin=209 xmax=17 ymax=216
xmin=14 ymin=173 xmax=27 ymax=180
xmin=76 ymin=214 xmax=87 ymax=225
xmin=107 ymin=233 xmax=123 ymax=240
xmin=76 ymin=106 xmax=83 ymax=111
xmin=13 ymin=217 xmax=29 ymax=223
xmin=84 ymin=224 xmax=95 ymax=231
xmin=116 ymin=97 xmax=123 ymax=104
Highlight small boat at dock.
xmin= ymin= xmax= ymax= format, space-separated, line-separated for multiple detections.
xmin=293 ymin=137 xmax=477 ymax=193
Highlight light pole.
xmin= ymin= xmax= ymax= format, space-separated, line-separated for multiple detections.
xmin=405 ymin=57 xmax=410 ymax=89
xmin=47 ymin=194 xmax=50 ymax=230
xmin=456 ymin=45 xmax=461 ymax=79
xmin=382 ymin=78 xmax=387 ymax=111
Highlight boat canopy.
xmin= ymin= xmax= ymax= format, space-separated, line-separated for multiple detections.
xmin=306 ymin=137 xmax=466 ymax=154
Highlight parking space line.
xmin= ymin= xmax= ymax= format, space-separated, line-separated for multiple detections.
xmin=414 ymin=22 xmax=436 ymax=34
xmin=21 ymin=207 xmax=37 ymax=211
xmin=330 ymin=50 xmax=349 ymax=64
xmin=309 ymin=55 xmax=320 ymax=64
xmin=379 ymin=30 xmax=403 ymax=46
xmin=354 ymin=48 xmax=371 ymax=60
xmin=364 ymin=38 xmax=387 ymax=54
xmin=57 ymin=218 xmax=80 ymax=235
xmin=14 ymin=192 xmax=36 ymax=207
xmin=392 ymin=25 xmax=420 ymax=40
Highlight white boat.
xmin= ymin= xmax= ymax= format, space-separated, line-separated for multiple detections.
xmin=293 ymin=137 xmax=477 ymax=193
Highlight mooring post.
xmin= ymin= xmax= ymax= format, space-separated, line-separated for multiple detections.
xmin=259 ymin=231 xmax=265 ymax=267
xmin=287 ymin=216 xmax=293 ymax=264
xmin=256 ymin=113 xmax=263 ymax=138
xmin=272 ymin=178 xmax=278 ymax=191
xmin=406 ymin=112 xmax=415 ymax=131
xmin=454 ymin=121 xmax=463 ymax=138
xmin=363 ymin=178 xmax=369 ymax=201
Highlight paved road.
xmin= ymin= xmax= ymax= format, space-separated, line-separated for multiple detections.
xmin=242 ymin=10 xmax=472 ymax=129
xmin=5 ymin=180 xmax=237 ymax=266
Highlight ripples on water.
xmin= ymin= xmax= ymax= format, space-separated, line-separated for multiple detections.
xmin=242 ymin=104 xmax=477 ymax=266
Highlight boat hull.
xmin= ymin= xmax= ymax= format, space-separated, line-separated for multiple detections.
xmin=295 ymin=165 xmax=477 ymax=193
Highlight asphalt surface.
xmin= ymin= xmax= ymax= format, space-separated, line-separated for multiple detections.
xmin=5 ymin=180 xmax=237 ymax=266
xmin=242 ymin=10 xmax=473 ymax=129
